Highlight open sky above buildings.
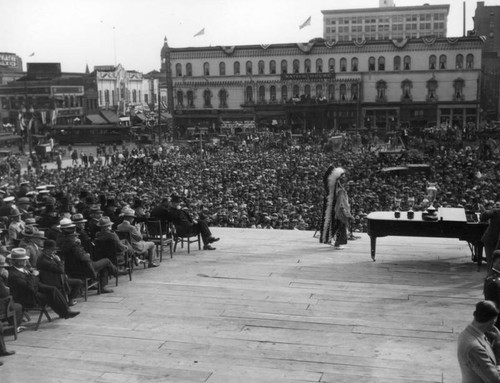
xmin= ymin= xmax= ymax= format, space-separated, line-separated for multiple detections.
xmin=0 ymin=0 xmax=489 ymax=74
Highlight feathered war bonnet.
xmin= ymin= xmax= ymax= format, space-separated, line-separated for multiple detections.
xmin=327 ymin=167 xmax=345 ymax=191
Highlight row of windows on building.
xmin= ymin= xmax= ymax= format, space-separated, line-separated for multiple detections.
xmin=333 ymin=32 xmax=446 ymax=41
xmin=327 ymin=21 xmax=445 ymax=33
xmin=174 ymin=54 xmax=475 ymax=77
xmin=174 ymin=78 xmax=466 ymax=108
xmin=98 ymin=89 xmax=143 ymax=105
xmin=327 ymin=13 xmax=446 ymax=25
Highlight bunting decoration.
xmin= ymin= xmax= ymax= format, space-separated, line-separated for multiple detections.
xmin=479 ymin=35 xmax=487 ymax=43
xmin=260 ymin=44 xmax=271 ymax=50
xmin=299 ymin=16 xmax=311 ymax=29
xmin=220 ymin=46 xmax=236 ymax=55
xmin=29 ymin=52 xmax=35 ymax=57
xmin=325 ymin=40 xmax=338 ymax=49
xmin=296 ymin=42 xmax=314 ymax=53
xmin=193 ymin=28 xmax=205 ymax=37
xmin=446 ymin=37 xmax=459 ymax=44
xmin=353 ymin=39 xmax=367 ymax=48
xmin=422 ymin=36 xmax=436 ymax=45
xmin=391 ymin=38 xmax=408 ymax=48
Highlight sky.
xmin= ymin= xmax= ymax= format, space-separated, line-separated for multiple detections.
xmin=0 ymin=0 xmax=491 ymax=74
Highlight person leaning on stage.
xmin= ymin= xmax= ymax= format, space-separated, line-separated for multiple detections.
xmin=7 ymin=248 xmax=80 ymax=319
xmin=167 ymin=195 xmax=219 ymax=251
xmin=117 ymin=207 xmax=159 ymax=268
xmin=480 ymin=202 xmax=500 ymax=276
xmin=36 ymin=239 xmax=82 ymax=307
xmin=458 ymin=300 xmax=500 ymax=382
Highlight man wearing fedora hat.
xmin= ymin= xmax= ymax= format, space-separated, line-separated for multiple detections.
xmin=168 ymin=195 xmax=219 ymax=251
xmin=36 ymin=240 xmax=83 ymax=307
xmin=95 ymin=216 xmax=132 ymax=270
xmin=87 ymin=205 xmax=104 ymax=240
xmin=72 ymin=214 xmax=92 ymax=253
xmin=117 ymin=207 xmax=159 ymax=268
xmin=7 ymin=248 xmax=79 ymax=320
xmin=19 ymin=226 xmax=46 ymax=269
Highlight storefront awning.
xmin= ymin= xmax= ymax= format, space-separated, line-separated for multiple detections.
xmin=86 ymin=114 xmax=108 ymax=124
xmin=101 ymin=110 xmax=120 ymax=123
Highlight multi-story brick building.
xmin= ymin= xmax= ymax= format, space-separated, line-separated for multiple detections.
xmin=161 ymin=35 xmax=483 ymax=137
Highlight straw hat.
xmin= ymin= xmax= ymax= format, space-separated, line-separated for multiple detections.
xmin=121 ymin=207 xmax=136 ymax=217
xmin=72 ymin=213 xmax=87 ymax=223
xmin=59 ymin=218 xmax=75 ymax=230
xmin=7 ymin=248 xmax=29 ymax=261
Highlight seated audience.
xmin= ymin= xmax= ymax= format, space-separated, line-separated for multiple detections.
xmin=36 ymin=239 xmax=82 ymax=307
xmin=7 ymin=248 xmax=79 ymax=319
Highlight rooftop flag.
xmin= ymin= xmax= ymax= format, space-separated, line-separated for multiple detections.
xmin=299 ymin=16 xmax=311 ymax=30
xmin=193 ymin=28 xmax=205 ymax=37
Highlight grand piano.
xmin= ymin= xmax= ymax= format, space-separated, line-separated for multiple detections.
xmin=366 ymin=207 xmax=487 ymax=265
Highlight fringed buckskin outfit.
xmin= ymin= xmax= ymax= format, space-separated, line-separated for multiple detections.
xmin=319 ymin=166 xmax=351 ymax=246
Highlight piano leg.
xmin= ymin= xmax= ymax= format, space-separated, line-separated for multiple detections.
xmin=474 ymin=243 xmax=484 ymax=271
xmin=370 ymin=236 xmax=376 ymax=261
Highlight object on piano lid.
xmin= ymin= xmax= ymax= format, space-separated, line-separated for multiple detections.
xmin=422 ymin=206 xmax=438 ymax=221
xmin=394 ymin=197 xmax=401 ymax=218
xmin=426 ymin=182 xmax=438 ymax=214
xmin=407 ymin=197 xmax=415 ymax=219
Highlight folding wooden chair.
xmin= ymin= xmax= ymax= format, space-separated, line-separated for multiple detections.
xmin=144 ymin=219 xmax=173 ymax=261
xmin=22 ymin=303 xmax=51 ymax=331
xmin=0 ymin=295 xmax=17 ymax=339
xmin=172 ymin=224 xmax=201 ymax=254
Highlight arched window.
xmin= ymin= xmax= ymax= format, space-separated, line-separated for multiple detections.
xmin=466 ymin=54 xmax=474 ymax=69
xmin=203 ymin=89 xmax=212 ymax=107
xmin=316 ymin=58 xmax=323 ymax=72
xmin=186 ymin=63 xmax=192 ymax=76
xmin=176 ymin=90 xmax=184 ymax=106
xmin=429 ymin=55 xmax=437 ymax=70
xmin=304 ymin=84 xmax=311 ymax=97
xmin=293 ymin=84 xmax=300 ymax=97
xmin=218 ymin=89 xmax=228 ymax=108
xmin=394 ymin=56 xmax=401 ymax=71
xmin=339 ymin=84 xmax=347 ymax=101
xmin=132 ymin=89 xmax=137 ymax=103
xmin=176 ymin=63 xmax=182 ymax=76
xmin=203 ymin=62 xmax=210 ymax=76
xmin=269 ymin=60 xmax=276 ymax=74
xmin=281 ymin=60 xmax=288 ymax=74
xmin=426 ymin=78 xmax=438 ymax=101
xmin=304 ymin=59 xmax=311 ymax=73
xmin=376 ymin=80 xmax=387 ymax=102
xmin=401 ymin=79 xmax=413 ymax=100
xmin=187 ymin=90 xmax=194 ymax=107
xmin=351 ymin=58 xmax=358 ymax=72
xmin=259 ymin=86 xmax=266 ymax=102
xmin=340 ymin=58 xmax=347 ymax=72
xmin=293 ymin=59 xmax=300 ymax=73
xmin=403 ymin=56 xmax=411 ymax=70
xmin=281 ymin=85 xmax=288 ymax=101
xmin=368 ymin=57 xmax=375 ymax=71
xmin=111 ymin=90 xmax=115 ymax=105
xmin=454 ymin=78 xmax=465 ymax=100
xmin=328 ymin=58 xmax=335 ymax=72
xmin=328 ymin=84 xmax=335 ymax=100
xmin=234 ymin=61 xmax=240 ymax=75
xmin=378 ymin=57 xmax=385 ymax=71
xmin=104 ymin=90 xmax=110 ymax=104
xmin=258 ymin=60 xmax=265 ymax=74
xmin=439 ymin=55 xmax=447 ymax=70
xmin=219 ymin=62 xmax=226 ymax=76
xmin=246 ymin=61 xmax=253 ymax=74
xmin=316 ymin=84 xmax=323 ymax=98
xmin=351 ymin=84 xmax=358 ymax=101
xmin=270 ymin=86 xmax=276 ymax=101
xmin=246 ymin=86 xmax=253 ymax=103
xmin=456 ymin=54 xmax=464 ymax=69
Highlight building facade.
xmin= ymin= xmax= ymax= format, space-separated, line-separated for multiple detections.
xmin=473 ymin=1 xmax=500 ymax=120
xmin=322 ymin=4 xmax=449 ymax=42
xmin=161 ymin=36 xmax=483 ymax=137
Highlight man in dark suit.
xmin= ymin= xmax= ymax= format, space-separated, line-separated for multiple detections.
xmin=0 ymin=255 xmax=16 ymax=364
xmin=167 ymin=195 xmax=219 ymax=251
xmin=7 ymin=248 xmax=79 ymax=319
xmin=480 ymin=202 xmax=500 ymax=275
xmin=36 ymin=240 xmax=82 ymax=306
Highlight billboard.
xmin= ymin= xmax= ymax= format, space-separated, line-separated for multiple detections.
xmin=0 ymin=53 xmax=20 ymax=69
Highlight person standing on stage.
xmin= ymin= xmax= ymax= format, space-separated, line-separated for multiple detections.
xmin=480 ymin=201 xmax=500 ymax=275
xmin=319 ymin=166 xmax=352 ymax=249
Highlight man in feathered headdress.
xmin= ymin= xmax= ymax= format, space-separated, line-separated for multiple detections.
xmin=319 ymin=165 xmax=352 ymax=249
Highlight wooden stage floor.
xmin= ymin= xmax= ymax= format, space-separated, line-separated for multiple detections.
xmin=1 ymin=228 xmax=485 ymax=382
